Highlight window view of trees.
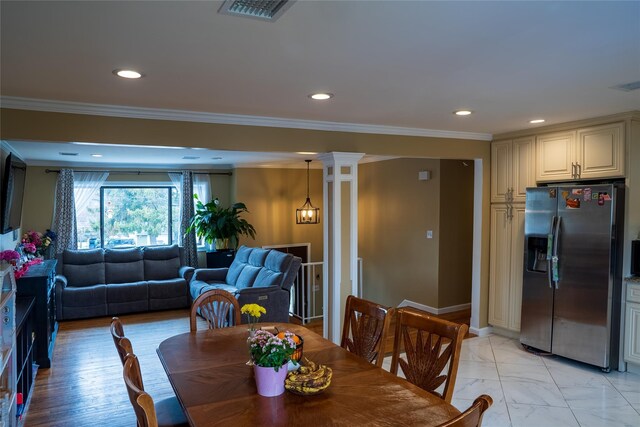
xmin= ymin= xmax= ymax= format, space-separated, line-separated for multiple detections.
xmin=76 ymin=186 xmax=178 ymax=249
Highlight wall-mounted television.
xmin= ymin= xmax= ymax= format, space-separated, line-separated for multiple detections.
xmin=1 ymin=152 xmax=27 ymax=234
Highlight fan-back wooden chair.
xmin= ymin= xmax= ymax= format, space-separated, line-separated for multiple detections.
xmin=190 ymin=289 xmax=241 ymax=332
xmin=111 ymin=316 xmax=133 ymax=366
xmin=340 ymin=295 xmax=393 ymax=367
xmin=390 ymin=307 xmax=468 ymax=403
xmin=436 ymin=395 xmax=493 ymax=427
xmin=123 ymin=353 xmax=189 ymax=427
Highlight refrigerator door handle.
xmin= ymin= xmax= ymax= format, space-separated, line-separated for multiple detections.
xmin=547 ymin=216 xmax=556 ymax=288
xmin=552 ymin=216 xmax=562 ymax=288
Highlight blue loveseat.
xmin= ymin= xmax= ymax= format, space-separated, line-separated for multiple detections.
xmin=189 ymin=246 xmax=302 ymax=323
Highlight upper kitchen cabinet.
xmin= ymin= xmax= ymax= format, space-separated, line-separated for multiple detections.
xmin=536 ymin=122 xmax=625 ymax=182
xmin=491 ymin=136 xmax=535 ymax=203
xmin=535 ymin=130 xmax=576 ymax=182
xmin=576 ymin=122 xmax=625 ymax=180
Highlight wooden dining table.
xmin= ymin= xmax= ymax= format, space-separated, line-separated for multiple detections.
xmin=157 ymin=323 xmax=460 ymax=426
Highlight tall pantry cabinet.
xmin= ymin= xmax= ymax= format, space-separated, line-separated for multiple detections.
xmin=489 ymin=137 xmax=535 ymax=332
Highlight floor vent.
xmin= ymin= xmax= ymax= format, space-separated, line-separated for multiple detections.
xmin=218 ymin=0 xmax=295 ymax=22
xmin=610 ymin=81 xmax=640 ymax=92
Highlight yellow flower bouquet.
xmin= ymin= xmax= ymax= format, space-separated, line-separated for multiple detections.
xmin=241 ymin=303 xmax=266 ymax=333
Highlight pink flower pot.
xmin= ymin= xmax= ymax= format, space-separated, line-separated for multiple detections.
xmin=254 ymin=364 xmax=288 ymax=397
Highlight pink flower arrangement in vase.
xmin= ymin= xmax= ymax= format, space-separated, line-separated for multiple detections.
xmin=0 ymin=250 xmax=20 ymax=266
xmin=21 ymin=229 xmax=57 ymax=258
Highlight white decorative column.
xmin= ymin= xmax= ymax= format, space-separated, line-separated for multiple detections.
xmin=318 ymin=152 xmax=364 ymax=343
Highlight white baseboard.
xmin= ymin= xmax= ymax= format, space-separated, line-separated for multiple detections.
xmin=469 ymin=326 xmax=493 ymax=337
xmin=626 ymin=362 xmax=640 ymax=375
xmin=397 ymin=299 xmax=471 ymax=316
xmin=489 ymin=325 xmax=521 ymax=339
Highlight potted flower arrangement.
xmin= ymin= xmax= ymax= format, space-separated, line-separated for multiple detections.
xmin=249 ymin=329 xmax=298 ymax=397
xmin=21 ymin=229 xmax=57 ymax=259
xmin=0 ymin=250 xmax=20 ymax=267
xmin=186 ymin=196 xmax=256 ymax=251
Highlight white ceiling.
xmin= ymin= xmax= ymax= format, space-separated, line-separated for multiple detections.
xmin=1 ymin=1 xmax=639 ymax=167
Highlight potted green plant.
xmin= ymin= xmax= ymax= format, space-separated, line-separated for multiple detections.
xmin=187 ymin=196 xmax=256 ymax=251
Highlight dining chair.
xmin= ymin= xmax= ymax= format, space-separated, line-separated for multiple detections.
xmin=123 ymin=353 xmax=189 ymax=427
xmin=190 ymin=288 xmax=241 ymax=332
xmin=111 ymin=316 xmax=133 ymax=366
xmin=390 ymin=307 xmax=468 ymax=403
xmin=340 ymin=295 xmax=393 ymax=367
xmin=436 ymin=394 xmax=493 ymax=427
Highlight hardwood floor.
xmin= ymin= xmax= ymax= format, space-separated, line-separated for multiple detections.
xmin=24 ymin=309 xmax=192 ymax=427
xmin=24 ymin=307 xmax=471 ymax=426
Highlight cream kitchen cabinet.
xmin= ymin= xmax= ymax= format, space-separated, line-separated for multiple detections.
xmin=491 ymin=137 xmax=535 ymax=203
xmin=624 ymin=282 xmax=640 ymax=365
xmin=489 ymin=204 xmax=526 ymax=332
xmin=536 ymin=122 xmax=624 ymax=182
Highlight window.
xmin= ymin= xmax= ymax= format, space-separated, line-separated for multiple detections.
xmin=76 ymin=186 xmax=178 ymax=249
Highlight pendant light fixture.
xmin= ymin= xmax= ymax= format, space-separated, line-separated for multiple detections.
xmin=296 ymin=160 xmax=319 ymax=224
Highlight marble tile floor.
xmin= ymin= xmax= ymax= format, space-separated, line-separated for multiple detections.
xmin=382 ymin=334 xmax=640 ymax=427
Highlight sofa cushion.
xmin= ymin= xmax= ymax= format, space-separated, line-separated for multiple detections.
xmin=148 ymin=278 xmax=187 ymax=299
xmin=236 ymin=265 xmax=261 ymax=289
xmin=253 ymin=269 xmax=284 ymax=288
xmin=235 ymin=246 xmax=253 ymax=263
xmin=106 ymin=281 xmax=148 ymax=303
xmin=143 ymin=245 xmax=181 ymax=280
xmin=63 ymin=249 xmax=105 ymax=287
xmin=248 ymin=248 xmax=269 ymax=266
xmin=105 ymin=248 xmax=144 ymax=284
xmin=63 ymin=284 xmax=107 ymax=307
xmin=265 ymin=250 xmax=292 ymax=273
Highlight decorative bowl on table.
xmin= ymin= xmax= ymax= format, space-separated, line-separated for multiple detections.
xmin=291 ymin=336 xmax=304 ymax=362
xmin=284 ymin=358 xmax=332 ymax=395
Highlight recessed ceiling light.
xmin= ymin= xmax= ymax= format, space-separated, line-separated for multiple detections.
xmin=308 ymin=93 xmax=333 ymax=100
xmin=91 ymin=154 xmax=103 ymax=158
xmin=113 ymin=69 xmax=144 ymax=79
xmin=297 ymin=151 xmax=317 ymax=155
xmin=529 ymin=119 xmax=546 ymax=124
xmin=454 ymin=110 xmax=473 ymax=116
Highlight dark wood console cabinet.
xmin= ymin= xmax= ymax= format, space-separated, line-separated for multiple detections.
xmin=16 ymin=260 xmax=58 ymax=369
xmin=16 ymin=296 xmax=36 ymax=418
xmin=206 ymin=250 xmax=235 ymax=268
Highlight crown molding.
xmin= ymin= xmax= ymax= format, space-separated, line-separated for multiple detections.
xmin=0 ymin=96 xmax=493 ymax=141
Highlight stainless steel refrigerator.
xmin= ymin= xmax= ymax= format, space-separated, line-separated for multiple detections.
xmin=520 ymin=183 xmax=624 ymax=371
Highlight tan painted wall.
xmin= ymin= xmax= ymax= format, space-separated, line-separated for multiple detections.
xmin=359 ymin=158 xmax=442 ymax=308
xmin=438 ymin=160 xmax=474 ymax=307
xmin=0 ymin=108 xmax=492 ymax=327
xmin=233 ymin=167 xmax=323 ymax=261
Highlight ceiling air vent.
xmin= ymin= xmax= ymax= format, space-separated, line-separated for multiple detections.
xmin=610 ymin=81 xmax=640 ymax=92
xmin=59 ymin=152 xmax=79 ymax=156
xmin=218 ymin=0 xmax=295 ymax=22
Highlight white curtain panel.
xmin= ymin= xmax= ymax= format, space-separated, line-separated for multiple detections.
xmin=168 ymin=172 xmax=182 ymax=231
xmin=193 ymin=173 xmax=211 ymax=205
xmin=74 ymin=171 xmax=109 ymax=219
xmin=52 ymin=169 xmax=77 ymax=254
